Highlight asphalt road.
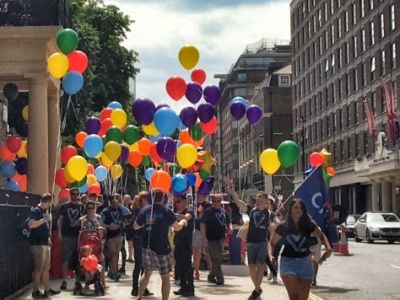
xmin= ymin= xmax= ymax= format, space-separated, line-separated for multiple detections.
xmin=312 ymin=240 xmax=400 ymax=300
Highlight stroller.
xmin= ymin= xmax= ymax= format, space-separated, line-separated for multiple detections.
xmin=73 ymin=229 xmax=105 ymax=296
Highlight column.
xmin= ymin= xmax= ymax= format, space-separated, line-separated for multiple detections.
xmin=48 ymin=88 xmax=60 ymax=195
xmin=382 ymin=181 xmax=392 ymax=212
xmin=27 ymin=75 xmax=49 ymax=195
xmin=391 ymin=182 xmax=398 ymax=215
xmin=371 ymin=181 xmax=381 ymax=212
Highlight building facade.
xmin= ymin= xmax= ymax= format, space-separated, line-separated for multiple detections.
xmin=291 ymin=0 xmax=400 ymax=215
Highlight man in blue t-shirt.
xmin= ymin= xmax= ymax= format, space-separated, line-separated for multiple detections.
xmin=134 ymin=190 xmax=188 ymax=300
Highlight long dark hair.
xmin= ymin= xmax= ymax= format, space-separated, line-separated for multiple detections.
xmin=286 ymin=198 xmax=313 ymax=233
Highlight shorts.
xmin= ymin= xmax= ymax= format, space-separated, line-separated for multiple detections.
xmin=31 ymin=245 xmax=51 ymax=272
xmin=142 ymin=248 xmax=173 ymax=275
xmin=62 ymin=236 xmax=78 ymax=263
xmin=310 ymin=239 xmax=322 ymax=261
xmin=192 ymin=229 xmax=204 ymax=248
xmin=246 ymin=241 xmax=267 ymax=265
xmin=106 ymin=235 xmax=123 ymax=253
xmin=280 ymin=256 xmax=314 ymax=280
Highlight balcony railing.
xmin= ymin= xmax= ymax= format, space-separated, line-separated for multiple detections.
xmin=0 ymin=0 xmax=71 ymax=27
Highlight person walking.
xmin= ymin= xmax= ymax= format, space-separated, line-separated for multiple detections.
xmin=270 ymin=199 xmax=332 ymax=300
xmin=266 ymin=196 xmax=280 ymax=284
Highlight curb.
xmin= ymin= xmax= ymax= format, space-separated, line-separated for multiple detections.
xmin=3 ymin=283 xmax=32 ymax=300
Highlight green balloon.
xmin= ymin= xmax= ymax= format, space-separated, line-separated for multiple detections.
xmin=57 ymin=28 xmax=79 ymax=55
xmin=323 ymin=168 xmax=332 ymax=188
xmin=106 ymin=126 xmax=123 ymax=143
xmin=168 ymin=164 xmax=181 ymax=176
xmin=190 ymin=122 xmax=204 ymax=141
xmin=71 ymin=176 xmax=87 ymax=187
xmin=277 ymin=140 xmax=300 ymax=168
xmin=142 ymin=156 xmax=151 ymax=167
xmin=124 ymin=125 xmax=140 ymax=145
xmin=199 ymin=169 xmax=210 ymax=180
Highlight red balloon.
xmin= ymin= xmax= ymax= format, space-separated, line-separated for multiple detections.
xmin=327 ymin=167 xmax=336 ymax=176
xmin=166 ymin=76 xmax=187 ymax=101
xmin=6 ymin=135 xmax=22 ymax=153
xmin=150 ymin=170 xmax=171 ymax=193
xmin=98 ymin=118 xmax=112 ymax=137
xmin=150 ymin=143 xmax=163 ymax=164
xmin=0 ymin=144 xmax=16 ymax=161
xmin=68 ymin=50 xmax=89 ymax=73
xmin=83 ymin=254 xmax=98 ymax=271
xmin=191 ymin=68 xmax=206 ymax=85
xmin=13 ymin=173 xmax=27 ymax=192
xmin=200 ymin=117 xmax=218 ymax=135
xmin=61 ymin=145 xmax=77 ymax=165
xmin=310 ymin=152 xmax=324 ymax=167
xmin=87 ymin=163 xmax=95 ymax=174
xmin=100 ymin=108 xmax=113 ymax=121
xmin=58 ymin=188 xmax=70 ymax=200
xmin=55 ymin=168 xmax=68 ymax=188
xmin=128 ymin=151 xmax=143 ymax=168
xmin=88 ymin=183 xmax=101 ymax=196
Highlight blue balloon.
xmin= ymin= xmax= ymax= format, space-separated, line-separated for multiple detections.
xmin=178 ymin=120 xmax=187 ymax=131
xmin=83 ymin=134 xmax=103 ymax=158
xmin=79 ymin=182 xmax=88 ymax=193
xmin=154 ymin=107 xmax=180 ymax=136
xmin=108 ymin=101 xmax=123 ymax=109
xmin=149 ymin=135 xmax=162 ymax=143
xmin=6 ymin=180 xmax=19 ymax=191
xmin=0 ymin=162 xmax=16 ymax=178
xmin=145 ymin=168 xmax=156 ymax=181
xmin=95 ymin=166 xmax=108 ymax=182
xmin=185 ymin=173 xmax=196 ymax=187
xmin=62 ymin=71 xmax=84 ymax=95
xmin=231 ymin=96 xmax=249 ymax=108
xmin=172 ymin=174 xmax=188 ymax=193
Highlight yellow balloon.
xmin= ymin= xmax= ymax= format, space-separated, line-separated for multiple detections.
xmin=22 ymin=105 xmax=29 ymax=121
xmin=110 ymin=108 xmax=127 ymax=128
xmin=101 ymin=152 xmax=113 ymax=168
xmin=197 ymin=151 xmax=216 ymax=173
xmin=178 ymin=45 xmax=200 ymax=70
xmin=129 ymin=142 xmax=139 ymax=151
xmin=87 ymin=174 xmax=97 ymax=186
xmin=260 ymin=148 xmax=281 ymax=175
xmin=66 ymin=155 xmax=88 ymax=181
xmin=47 ymin=52 xmax=69 ymax=79
xmin=320 ymin=148 xmax=332 ymax=167
xmin=142 ymin=122 xmax=159 ymax=136
xmin=17 ymin=140 xmax=28 ymax=158
xmin=104 ymin=141 xmax=121 ymax=161
xmin=111 ymin=164 xmax=123 ymax=179
xmin=63 ymin=166 xmax=75 ymax=183
xmin=177 ymin=143 xmax=197 ymax=169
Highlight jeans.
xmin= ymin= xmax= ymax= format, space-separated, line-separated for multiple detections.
xmin=120 ymin=236 xmax=126 ymax=269
xmin=207 ymin=239 xmax=224 ymax=282
xmin=229 ymin=230 xmax=242 ymax=265
xmin=132 ymin=236 xmax=143 ymax=288
xmin=174 ymin=240 xmax=194 ymax=292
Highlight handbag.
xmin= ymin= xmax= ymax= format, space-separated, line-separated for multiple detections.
xmin=237 ymin=222 xmax=249 ymax=241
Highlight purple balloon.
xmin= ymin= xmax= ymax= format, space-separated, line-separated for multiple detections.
xmin=156 ymin=137 xmax=176 ymax=162
xmin=180 ymin=107 xmax=198 ymax=128
xmin=132 ymin=98 xmax=156 ymax=125
xmin=197 ymin=176 xmax=214 ymax=195
xmin=156 ymin=103 xmax=170 ymax=111
xmin=119 ymin=144 xmax=129 ymax=164
xmin=185 ymin=82 xmax=203 ymax=104
xmin=15 ymin=158 xmax=27 ymax=175
xmin=197 ymin=103 xmax=214 ymax=123
xmin=246 ymin=105 xmax=263 ymax=125
xmin=230 ymin=100 xmax=246 ymax=120
xmin=85 ymin=117 xmax=101 ymax=134
xmin=203 ymin=85 xmax=221 ymax=106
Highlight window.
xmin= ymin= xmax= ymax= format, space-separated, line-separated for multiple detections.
xmin=346 ymin=73 xmax=350 ymax=95
xmin=238 ymin=73 xmax=247 ymax=82
xmin=332 ymin=54 xmax=336 ymax=73
xmin=370 ymin=0 xmax=374 ymax=10
xmin=279 ymin=75 xmax=291 ymax=86
xmin=338 ymin=17 xmax=342 ymax=38
xmin=392 ymin=42 xmax=397 ymax=69
xmin=340 ymin=139 xmax=345 ymax=161
xmin=346 ymin=42 xmax=350 ymax=63
xmin=381 ymin=50 xmax=386 ymax=75
xmin=233 ymin=88 xmax=246 ymax=96
xmin=326 ymin=116 xmax=330 ymax=136
xmin=361 ymin=28 xmax=366 ymax=52
xmin=345 ymin=11 xmax=349 ymax=32
xmin=380 ymin=13 xmax=385 ymax=38
xmin=331 ymin=24 xmax=335 ymax=44
xmin=338 ymin=47 xmax=343 ymax=69
xmin=371 ymin=91 xmax=377 ymax=116
xmin=355 ymin=133 xmax=360 ymax=156
xmin=333 ymin=112 xmax=338 ymax=133
xmin=321 ymin=119 xmax=324 ymax=139
xmin=318 ymin=9 xmax=322 ymax=27
xmin=354 ymin=101 xmax=359 ymax=123
xmin=331 ymin=0 xmax=334 ymax=15
xmin=370 ymin=21 xmax=375 ymax=45
xmin=362 ymin=62 xmax=367 ymax=86
xmin=348 ymin=136 xmax=353 ymax=159
xmin=371 ymin=56 xmax=376 ymax=81
xmin=360 ymin=0 xmax=365 ymax=18
xmin=325 ymin=2 xmax=328 ymax=21
xmin=325 ymin=30 xmax=329 ymax=50
xmin=340 ymin=108 xmax=344 ymax=130
xmin=353 ymin=36 xmax=358 ymax=58
xmin=381 ymin=86 xmax=386 ymax=113
xmin=354 ymin=68 xmax=359 ymax=91
xmin=390 ymin=4 xmax=395 ymax=31
xmin=352 ymin=3 xmax=357 ymax=25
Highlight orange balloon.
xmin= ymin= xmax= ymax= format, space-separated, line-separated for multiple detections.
xmin=75 ymin=131 xmax=88 ymax=148
xmin=0 ymin=144 xmax=16 ymax=161
xmin=128 ymin=150 xmax=143 ymax=168
xmin=150 ymin=170 xmax=171 ymax=193
xmin=195 ymin=172 xmax=202 ymax=189
xmin=193 ymin=137 xmax=204 ymax=148
xmin=150 ymin=143 xmax=163 ymax=164
xmin=13 ymin=173 xmax=27 ymax=192
xmin=138 ymin=138 xmax=151 ymax=156
xmin=180 ymin=129 xmax=193 ymax=145
xmin=327 ymin=167 xmax=336 ymax=176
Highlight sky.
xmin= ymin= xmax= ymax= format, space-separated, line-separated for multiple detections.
xmin=103 ymin=0 xmax=291 ymax=109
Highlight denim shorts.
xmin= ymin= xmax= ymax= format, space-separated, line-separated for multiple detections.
xmin=280 ymin=255 xmax=314 ymax=280
xmin=247 ymin=241 xmax=267 ymax=265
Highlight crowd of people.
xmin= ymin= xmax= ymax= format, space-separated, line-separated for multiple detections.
xmin=26 ymin=177 xmax=332 ymax=300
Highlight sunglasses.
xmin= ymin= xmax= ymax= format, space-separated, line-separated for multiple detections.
xmin=71 ymin=193 xmax=79 ymax=196
xmin=211 ymin=200 xmax=221 ymax=203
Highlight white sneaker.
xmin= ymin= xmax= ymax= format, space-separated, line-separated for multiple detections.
xmin=272 ymin=276 xmax=278 ymax=284
xmin=267 ymin=273 xmax=273 ymax=281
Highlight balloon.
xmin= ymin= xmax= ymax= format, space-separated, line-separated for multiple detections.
xmin=87 ymin=163 xmax=95 ymax=174
xmin=99 ymin=118 xmax=112 ymax=137
xmin=100 ymin=152 xmax=113 ymax=169
xmin=111 ymin=164 xmax=123 ymax=179
xmin=85 ymin=117 xmax=101 ymax=134
xmin=150 ymin=143 xmax=163 ymax=163
xmin=83 ymin=134 xmax=103 ymax=158
xmin=168 ymin=163 xmax=181 ymax=177
xmin=185 ymin=82 xmax=203 ymax=104
xmin=197 ymin=176 xmax=214 ymax=194
xmin=13 ymin=173 xmax=27 ymax=192
xmin=17 ymin=140 xmax=27 ymax=158
xmin=327 ymin=167 xmax=336 ymax=176
xmin=120 ymin=144 xmax=129 ymax=164
xmin=6 ymin=180 xmax=20 ymax=192
xmin=15 ymin=158 xmax=27 ymax=174
xmin=57 ymin=28 xmax=79 ymax=54
xmin=142 ymin=122 xmax=159 ymax=136
xmin=180 ymin=107 xmax=198 ymax=128
xmin=128 ymin=151 xmax=142 ymax=168
xmin=83 ymin=254 xmax=98 ymax=272
xmin=154 ymin=107 xmax=180 ymax=136
xmin=79 ymin=182 xmax=88 ymax=193
xmin=177 ymin=144 xmax=197 ymax=169
xmin=323 ymin=168 xmax=333 ymax=188
xmin=166 ymin=76 xmax=187 ymax=101
xmin=106 ymin=126 xmax=123 ymax=143
xmin=197 ymin=103 xmax=214 ymax=123
xmin=132 ymin=98 xmax=156 ymax=125
xmin=232 ymin=96 xmax=249 ymax=108
xmin=95 ymin=166 xmax=108 ymax=182
xmin=203 ymin=85 xmax=221 ymax=106
xmin=55 ymin=168 xmax=68 ymax=188
xmin=104 ymin=141 xmax=121 ymax=161
xmin=172 ymin=174 xmax=188 ymax=192
xmin=63 ymin=166 xmax=75 ymax=183
xmin=191 ymin=68 xmax=206 ymax=85
xmin=47 ymin=52 xmax=69 ymax=79
xmin=199 ymin=169 xmax=210 ymax=180
xmin=142 ymin=156 xmax=151 ymax=167
xmin=3 ymin=83 xmax=18 ymax=101
xmin=310 ymin=152 xmax=324 ymax=167
xmin=178 ymin=45 xmax=200 ymax=70
xmin=230 ymin=100 xmax=246 ymax=120
xmin=138 ymin=138 xmax=151 ymax=156
xmin=145 ymin=168 xmax=156 ymax=181
xmin=185 ymin=173 xmax=196 ymax=187
xmin=320 ymin=148 xmax=332 ymax=167
xmin=123 ymin=125 xmax=140 ymax=144
xmin=75 ymin=131 xmax=88 ymax=148
xmin=58 ymin=188 xmax=70 ymax=200
xmin=200 ymin=117 xmax=218 ymax=135
xmin=277 ymin=140 xmax=300 ymax=168
xmin=68 ymin=50 xmax=88 ymax=73
xmin=61 ymin=145 xmax=77 ymax=165
xmin=190 ymin=122 xmax=204 ymax=141
xmin=0 ymin=162 xmax=16 ymax=178
xmin=260 ymin=148 xmax=281 ymax=175
xmin=62 ymin=71 xmax=84 ymax=94
xmin=111 ymin=108 xmax=127 ymax=128
xmin=150 ymin=170 xmax=172 ymax=193
xmin=129 ymin=142 xmax=139 ymax=151
xmin=246 ymin=105 xmax=263 ymax=125
xmin=6 ymin=136 xmax=22 ymax=153
xmin=66 ymin=155 xmax=88 ymax=181
xmin=88 ymin=184 xmax=101 ymax=196
xmin=156 ymin=137 xmax=176 ymax=162
xmin=22 ymin=105 xmax=28 ymax=121
xmin=0 ymin=144 xmax=15 ymax=161
xmin=100 ymin=107 xmax=113 ymax=121
xmin=108 ymin=101 xmax=123 ymax=109
xmin=197 ymin=151 xmax=216 ymax=173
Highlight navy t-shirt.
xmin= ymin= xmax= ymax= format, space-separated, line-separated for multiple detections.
xmin=29 ymin=206 xmax=50 ymax=246
xmin=59 ymin=202 xmax=84 ymax=237
xmin=136 ymin=204 xmax=177 ymax=255
xmin=101 ymin=206 xmax=124 ymax=239
xmin=195 ymin=202 xmax=211 ymax=230
xmin=247 ymin=208 xmax=270 ymax=243
xmin=174 ymin=207 xmax=194 ymax=245
xmin=275 ymin=221 xmax=317 ymax=258
xmin=201 ymin=207 xmax=231 ymax=241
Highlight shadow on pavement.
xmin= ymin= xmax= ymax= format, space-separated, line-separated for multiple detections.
xmin=312 ymin=285 xmax=359 ymax=294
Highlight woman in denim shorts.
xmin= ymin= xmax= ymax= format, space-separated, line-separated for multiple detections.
xmin=270 ymin=199 xmax=332 ymax=300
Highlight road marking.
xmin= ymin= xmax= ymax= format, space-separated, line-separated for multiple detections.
xmin=309 ymin=293 xmax=324 ymax=300
xmin=391 ymin=264 xmax=400 ymax=269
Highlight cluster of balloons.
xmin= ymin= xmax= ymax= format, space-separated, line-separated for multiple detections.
xmin=47 ymin=28 xmax=88 ymax=95
xmin=0 ymin=135 xmax=28 ymax=192
xmin=305 ymin=148 xmax=336 ymax=187
xmin=230 ymin=97 xmax=263 ymax=125
xmin=260 ymin=140 xmax=300 ymax=175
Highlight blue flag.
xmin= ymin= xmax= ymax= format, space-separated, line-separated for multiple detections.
xmin=294 ymin=167 xmax=329 ymax=230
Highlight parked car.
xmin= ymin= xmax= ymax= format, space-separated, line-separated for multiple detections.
xmin=343 ymin=214 xmax=360 ymax=238
xmin=354 ymin=212 xmax=400 ymax=244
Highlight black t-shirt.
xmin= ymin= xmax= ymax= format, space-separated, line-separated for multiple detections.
xmin=131 ymin=207 xmax=145 ymax=237
xmin=59 ymin=202 xmax=84 ymax=237
xmin=29 ymin=206 xmax=50 ymax=246
xmin=247 ymin=208 xmax=270 ymax=243
xmin=201 ymin=207 xmax=231 ymax=241
xmin=136 ymin=204 xmax=177 ymax=255
xmin=97 ymin=203 xmax=107 ymax=215
xmin=101 ymin=206 xmax=124 ymax=239
xmin=174 ymin=207 xmax=194 ymax=245
xmin=231 ymin=210 xmax=243 ymax=226
xmin=195 ymin=202 xmax=211 ymax=230
xmin=275 ymin=221 xmax=317 ymax=258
